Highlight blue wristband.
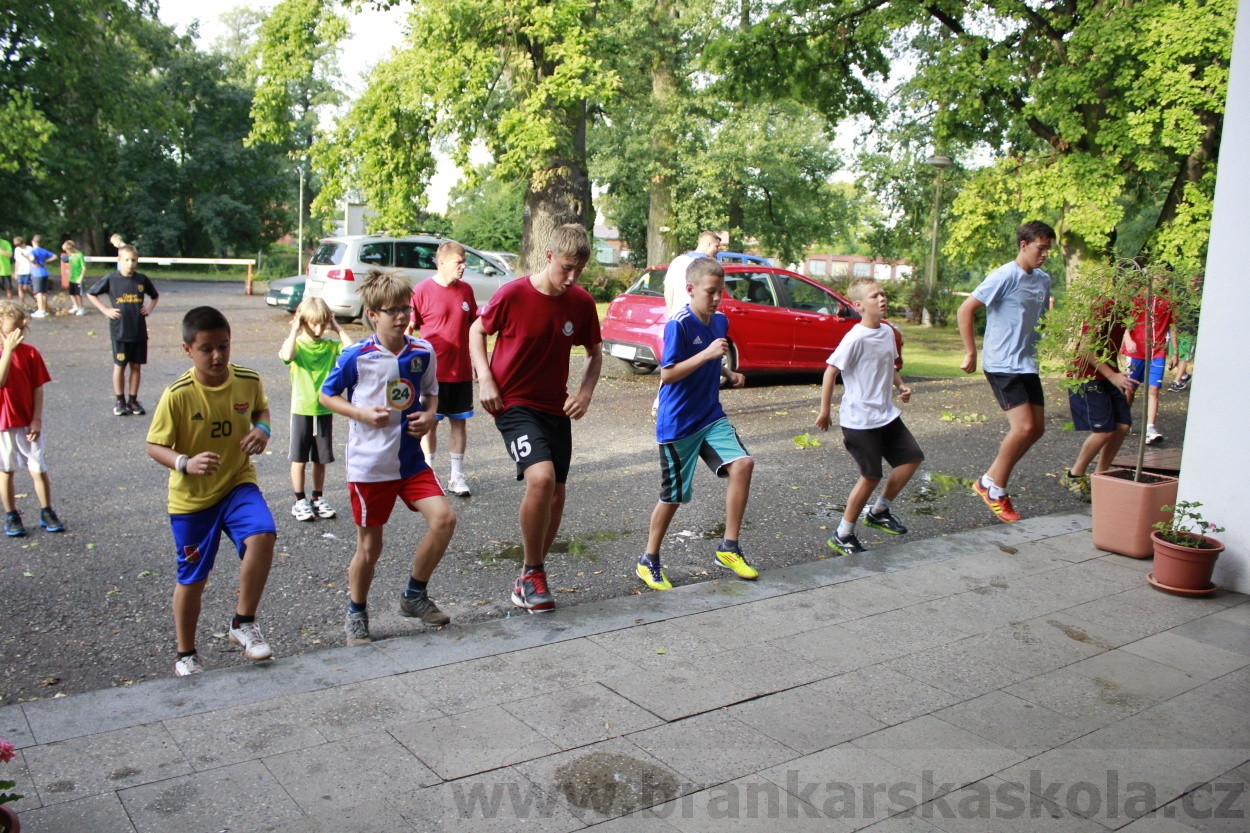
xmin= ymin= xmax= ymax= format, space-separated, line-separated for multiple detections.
xmin=254 ymin=421 xmax=271 ymax=438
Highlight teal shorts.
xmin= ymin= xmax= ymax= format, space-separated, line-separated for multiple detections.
xmin=658 ymin=417 xmax=750 ymax=504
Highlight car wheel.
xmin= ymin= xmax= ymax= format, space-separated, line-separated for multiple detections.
xmin=725 ymin=341 xmax=740 ymax=373
xmin=618 ymin=358 xmax=656 ymax=375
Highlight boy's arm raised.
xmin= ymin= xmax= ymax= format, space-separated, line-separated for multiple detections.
xmin=468 ymin=318 xmax=501 ymax=414
xmin=278 ymin=315 xmax=301 ymax=362
xmin=815 ymin=364 xmax=838 ymax=431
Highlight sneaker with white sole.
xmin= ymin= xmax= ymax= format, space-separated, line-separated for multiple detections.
xmin=511 ymin=569 xmax=556 ymax=612
xmin=228 ymin=620 xmax=273 ymax=660
xmin=310 ymin=496 xmax=336 ymax=518
xmin=291 ymin=498 xmax=315 ymax=521
xmin=127 ymin=399 xmax=145 ymax=415
xmin=345 ymin=610 xmax=371 ymax=645
xmin=73 ymin=307 xmax=86 ymax=316
xmin=447 ymin=475 xmax=471 ymax=497
xmin=30 ymin=309 xmax=47 ymax=318
xmin=399 ymin=592 xmax=451 ymax=624
xmin=1146 ymin=427 xmax=1164 ymax=445
xmin=113 ymin=401 xmax=130 ymax=416
xmin=174 ymin=654 xmax=205 ymax=676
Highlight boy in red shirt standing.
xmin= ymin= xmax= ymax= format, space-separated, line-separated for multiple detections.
xmin=469 ymin=225 xmax=602 ymax=612
xmin=0 ymin=301 xmax=64 ymax=536
xmin=409 ymin=241 xmax=478 ymax=496
xmin=1123 ymin=294 xmax=1176 ymax=445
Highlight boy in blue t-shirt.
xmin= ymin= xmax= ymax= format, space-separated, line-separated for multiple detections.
xmin=26 ymin=235 xmax=57 ymax=319
xmin=638 ymin=258 xmax=756 ymax=590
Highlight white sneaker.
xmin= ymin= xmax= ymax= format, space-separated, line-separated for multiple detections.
xmin=30 ymin=309 xmax=48 ymax=318
xmin=1146 ymin=427 xmax=1164 ymax=445
xmin=291 ymin=498 xmax=315 ymax=521
xmin=73 ymin=307 xmax=85 ymax=316
xmin=174 ymin=654 xmax=205 ymax=676
xmin=310 ymin=496 xmax=336 ymax=518
xmin=228 ymin=620 xmax=273 ymax=661
xmin=447 ymin=474 xmax=471 ymax=496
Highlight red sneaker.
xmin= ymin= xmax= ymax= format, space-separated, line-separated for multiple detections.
xmin=973 ymin=479 xmax=1021 ymax=523
xmin=511 ymin=569 xmax=556 ymax=612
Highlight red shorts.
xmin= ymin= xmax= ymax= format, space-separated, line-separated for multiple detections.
xmin=348 ymin=468 xmax=446 ymax=527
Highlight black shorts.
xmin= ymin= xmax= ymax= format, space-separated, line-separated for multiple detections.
xmin=289 ymin=413 xmax=336 ymax=464
xmin=1068 ymin=379 xmax=1132 ymax=433
xmin=0 ymin=276 xmax=12 ymax=292
xmin=31 ymin=275 xmax=49 ymax=295
xmin=436 ymin=380 xmax=474 ymax=420
xmin=67 ymin=282 xmax=82 ymax=297
xmin=112 ymin=340 xmax=147 ymax=366
xmin=496 ymin=405 xmax=572 ymax=483
xmin=841 ymin=416 xmax=925 ymax=480
xmin=984 ymin=372 xmax=1045 ymax=411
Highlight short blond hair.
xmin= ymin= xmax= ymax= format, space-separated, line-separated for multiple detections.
xmin=0 ymin=300 xmax=30 ymax=334
xmin=62 ymin=240 xmax=78 ymax=253
xmin=846 ymin=277 xmax=882 ymax=302
xmin=360 ymin=268 xmax=411 ymax=311
xmin=686 ymin=257 xmax=724 ymax=287
xmin=548 ymin=224 xmax=591 ymax=261
xmin=295 ymin=296 xmax=333 ymax=331
xmin=436 ymin=240 xmax=465 ymax=263
xmin=118 ymin=244 xmax=138 ymax=258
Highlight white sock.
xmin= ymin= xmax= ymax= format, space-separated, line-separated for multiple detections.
xmin=450 ymin=453 xmax=464 ymax=479
xmin=982 ymin=474 xmax=1007 ymax=500
xmin=838 ymin=519 xmax=855 ymax=538
xmin=1147 ymin=423 xmax=1157 ymax=433
xmin=871 ymin=496 xmax=891 ymax=515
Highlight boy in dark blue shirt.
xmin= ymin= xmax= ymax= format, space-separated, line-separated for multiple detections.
xmin=638 ymin=258 xmax=757 ymax=590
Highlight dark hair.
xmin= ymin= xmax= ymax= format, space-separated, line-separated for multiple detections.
xmin=1017 ymin=220 xmax=1057 ymax=246
xmin=182 ymin=306 xmax=231 ymax=344
xmin=686 ymin=256 xmax=724 ymax=286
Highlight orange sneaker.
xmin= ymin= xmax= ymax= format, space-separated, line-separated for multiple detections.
xmin=972 ymin=478 xmax=1021 ymax=523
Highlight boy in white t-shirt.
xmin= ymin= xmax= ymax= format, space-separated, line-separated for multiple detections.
xmin=815 ymin=278 xmax=924 ymax=555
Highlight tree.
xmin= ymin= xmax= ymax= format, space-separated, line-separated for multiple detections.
xmin=446 ymin=167 xmax=525 ymax=252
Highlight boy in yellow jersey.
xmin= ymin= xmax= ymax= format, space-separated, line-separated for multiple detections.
xmin=146 ymin=306 xmax=278 ymax=677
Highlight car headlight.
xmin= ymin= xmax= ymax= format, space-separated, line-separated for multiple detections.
xmin=279 ymin=287 xmax=295 ymax=295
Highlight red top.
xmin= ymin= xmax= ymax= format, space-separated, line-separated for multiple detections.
xmin=479 ymin=275 xmax=601 ymax=415
xmin=1069 ymin=300 xmax=1127 ymax=380
xmin=0 ymin=343 xmax=51 ymax=430
xmin=1123 ymin=296 xmax=1173 ymax=360
xmin=411 ymin=278 xmax=478 ymax=383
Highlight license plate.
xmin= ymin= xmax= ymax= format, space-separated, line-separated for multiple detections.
xmin=266 ymin=297 xmax=277 ymax=306
xmin=309 ymin=280 xmax=324 ymax=291
xmin=609 ymin=344 xmax=637 ymax=360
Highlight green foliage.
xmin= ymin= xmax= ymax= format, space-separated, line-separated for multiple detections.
xmin=578 ymin=263 xmax=635 ymax=302
xmin=1154 ymin=501 xmax=1224 ymax=548
xmin=446 ymin=167 xmax=524 ymax=252
xmin=793 ymin=433 xmax=823 ymax=449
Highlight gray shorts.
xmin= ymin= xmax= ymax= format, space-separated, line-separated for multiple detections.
xmin=289 ymin=413 xmax=335 ymax=464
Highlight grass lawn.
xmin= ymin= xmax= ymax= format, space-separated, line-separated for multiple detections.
xmin=892 ymin=322 xmax=970 ymax=378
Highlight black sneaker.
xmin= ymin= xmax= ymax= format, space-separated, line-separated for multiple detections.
xmin=39 ymin=507 xmax=64 ymax=532
xmin=4 ymin=513 xmax=25 ymax=538
xmin=863 ymin=508 xmax=908 ymax=535
xmin=127 ymin=399 xmax=145 ymax=415
xmin=826 ymin=531 xmax=866 ymax=556
xmin=113 ymin=401 xmax=130 ymax=416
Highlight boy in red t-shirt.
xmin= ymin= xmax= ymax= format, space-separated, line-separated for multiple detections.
xmin=409 ymin=241 xmax=478 ymax=496
xmin=469 ymin=225 xmax=602 ymax=612
xmin=1123 ymin=294 xmax=1176 ymax=445
xmin=0 ymin=301 xmax=63 ymax=536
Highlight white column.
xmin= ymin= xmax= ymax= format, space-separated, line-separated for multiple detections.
xmin=1178 ymin=0 xmax=1250 ymax=592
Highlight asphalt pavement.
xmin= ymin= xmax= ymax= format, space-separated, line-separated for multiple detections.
xmin=0 ymin=281 xmax=1192 ymax=703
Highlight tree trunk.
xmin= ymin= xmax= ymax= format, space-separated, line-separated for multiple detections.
xmin=521 ymin=157 xmax=592 ymax=274
xmin=647 ymin=40 xmax=679 ymax=265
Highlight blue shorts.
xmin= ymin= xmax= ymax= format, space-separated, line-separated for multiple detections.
xmin=17 ymin=274 xmax=30 ymax=288
xmin=1128 ymin=357 xmax=1166 ymax=388
xmin=658 ymin=417 xmax=750 ymax=504
xmin=170 ymin=483 xmax=277 ymax=585
xmin=1068 ymin=379 xmax=1132 ymax=433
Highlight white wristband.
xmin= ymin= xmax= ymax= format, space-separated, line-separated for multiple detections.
xmin=176 ymin=454 xmax=189 ymax=474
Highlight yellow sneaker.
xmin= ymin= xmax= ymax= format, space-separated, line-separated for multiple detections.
xmin=715 ymin=548 xmax=759 ymax=580
xmin=636 ymin=557 xmax=672 ymax=591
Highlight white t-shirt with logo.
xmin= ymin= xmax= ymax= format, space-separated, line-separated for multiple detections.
xmin=828 ymin=323 xmax=901 ymax=430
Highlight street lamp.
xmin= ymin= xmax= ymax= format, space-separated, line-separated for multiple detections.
xmin=923 ymin=154 xmax=953 ymax=327
xmin=296 ymin=163 xmax=305 ymax=277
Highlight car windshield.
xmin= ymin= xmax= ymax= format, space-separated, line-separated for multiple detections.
xmin=625 ymin=268 xmax=666 ymax=297
xmin=311 ymin=242 xmax=345 ymax=265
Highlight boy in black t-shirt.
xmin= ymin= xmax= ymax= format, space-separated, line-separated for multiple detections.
xmin=88 ymin=245 xmax=159 ymax=415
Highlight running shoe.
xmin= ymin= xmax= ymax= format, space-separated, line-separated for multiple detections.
xmin=30 ymin=309 xmax=47 ymax=318
xmin=4 ymin=512 xmax=25 ymax=537
xmin=228 ymin=620 xmax=273 ymax=661
xmin=1060 ymin=470 xmax=1091 ymax=502
xmin=399 ymin=592 xmax=451 ymax=625
xmin=113 ymin=401 xmax=129 ymax=416
xmin=636 ymin=555 xmax=672 ymax=591
xmin=715 ymin=547 xmax=759 ymax=580
xmin=174 ymin=654 xmax=205 ymax=676
xmin=1169 ymin=374 xmax=1192 ymax=392
xmin=447 ymin=474 xmax=471 ymax=497
xmin=345 ymin=610 xmax=371 ymax=645
xmin=291 ymin=498 xmax=315 ymax=521
xmin=511 ymin=569 xmax=556 ymax=612
xmin=1146 ymin=427 xmax=1164 ymax=445
xmin=972 ymin=479 xmax=1021 ymax=523
xmin=127 ymin=399 xmax=145 ymax=416
xmin=310 ymin=496 xmax=336 ymax=518
xmin=826 ymin=531 xmax=866 ymax=556
xmin=863 ymin=508 xmax=908 ymax=535
xmin=73 ymin=307 xmax=86 ymax=316
xmin=39 ymin=507 xmax=64 ymax=532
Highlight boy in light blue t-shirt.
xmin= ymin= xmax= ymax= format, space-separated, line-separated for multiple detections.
xmin=957 ymin=220 xmax=1055 ymax=523
xmin=638 ymin=257 xmax=756 ymax=591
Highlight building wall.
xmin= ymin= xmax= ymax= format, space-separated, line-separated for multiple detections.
xmin=1178 ymin=0 xmax=1250 ymax=593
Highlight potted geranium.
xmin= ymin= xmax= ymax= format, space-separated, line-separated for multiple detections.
xmin=1148 ymin=501 xmax=1224 ymax=595
xmin=0 ymin=737 xmax=21 ymax=833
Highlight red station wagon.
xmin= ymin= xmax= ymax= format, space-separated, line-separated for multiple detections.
xmin=601 ymin=264 xmax=903 ymax=375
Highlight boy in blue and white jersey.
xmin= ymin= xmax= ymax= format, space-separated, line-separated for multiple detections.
xmin=320 ymin=269 xmax=456 ymax=646
xmin=637 ymin=257 xmax=757 ymax=591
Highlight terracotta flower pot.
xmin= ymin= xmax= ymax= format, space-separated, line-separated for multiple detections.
xmin=0 ymin=804 xmax=19 ymax=833
xmin=1091 ymin=468 xmax=1178 ymax=558
xmin=1150 ymin=531 xmax=1223 ymax=593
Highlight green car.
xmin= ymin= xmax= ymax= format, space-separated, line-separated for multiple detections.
xmin=265 ymin=275 xmax=305 ymax=312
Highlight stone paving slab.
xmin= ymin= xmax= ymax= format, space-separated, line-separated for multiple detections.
xmin=7 ymin=510 xmax=1250 ymax=833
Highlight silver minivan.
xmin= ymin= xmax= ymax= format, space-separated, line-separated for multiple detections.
xmin=305 ymin=234 xmax=513 ymax=321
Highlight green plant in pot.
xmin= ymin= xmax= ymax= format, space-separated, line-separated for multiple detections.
xmin=1038 ymin=260 xmax=1197 ymax=558
xmin=1149 ymin=501 xmax=1224 ymax=595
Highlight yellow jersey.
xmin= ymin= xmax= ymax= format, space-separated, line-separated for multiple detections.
xmin=147 ymin=365 xmax=269 ymax=514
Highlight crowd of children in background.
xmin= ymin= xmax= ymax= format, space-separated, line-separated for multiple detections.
xmin=0 ymin=223 xmax=1202 ymax=678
